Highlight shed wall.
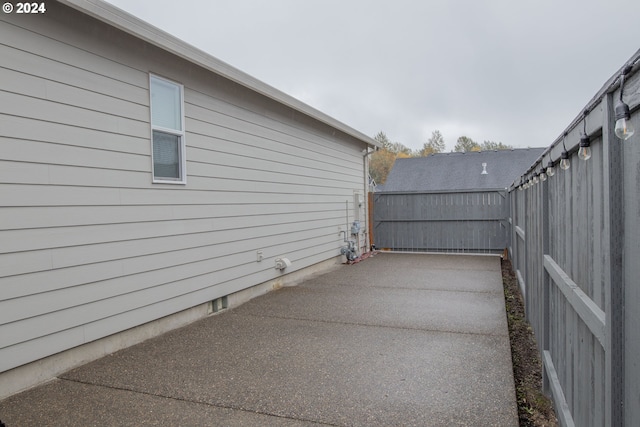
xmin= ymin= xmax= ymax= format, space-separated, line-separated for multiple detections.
xmin=373 ymin=190 xmax=509 ymax=253
xmin=0 ymin=2 xmax=368 ymax=376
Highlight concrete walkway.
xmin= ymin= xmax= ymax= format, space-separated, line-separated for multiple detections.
xmin=0 ymin=253 xmax=518 ymax=426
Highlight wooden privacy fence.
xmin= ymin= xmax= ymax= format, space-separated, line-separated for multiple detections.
xmin=373 ymin=190 xmax=509 ymax=253
xmin=508 ymin=50 xmax=640 ymax=427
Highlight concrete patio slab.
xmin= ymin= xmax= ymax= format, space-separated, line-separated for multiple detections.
xmin=0 ymin=379 xmax=324 ymax=427
xmin=0 ymin=253 xmax=518 ymax=426
xmin=235 ymin=284 xmax=506 ymax=335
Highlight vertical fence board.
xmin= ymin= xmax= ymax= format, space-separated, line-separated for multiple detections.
xmin=603 ymin=92 xmax=625 ymax=427
xmin=622 ymin=106 xmax=640 ymax=425
xmin=591 ymin=136 xmax=605 ymax=311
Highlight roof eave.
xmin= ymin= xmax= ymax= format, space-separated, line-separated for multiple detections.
xmin=56 ymin=0 xmax=381 ymax=148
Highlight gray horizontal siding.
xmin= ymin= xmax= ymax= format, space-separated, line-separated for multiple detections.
xmin=0 ymin=89 xmax=149 ymax=137
xmin=0 ymin=14 xmax=148 ymax=88
xmin=0 ymin=185 xmax=357 ymax=206
xmin=0 ymin=2 xmax=368 ymax=373
xmin=1 ymin=210 xmax=346 ymax=253
xmin=0 ymin=114 xmax=149 ymax=155
xmin=1 ymin=235 xmax=340 ymax=344
xmin=0 ymin=203 xmax=350 ymax=229
xmin=0 ymin=215 xmax=348 ymax=274
xmin=0 ymin=66 xmax=149 ymax=121
xmin=0 ymin=42 xmax=149 ymax=104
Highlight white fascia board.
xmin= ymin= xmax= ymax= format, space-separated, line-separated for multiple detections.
xmin=56 ymin=0 xmax=381 ymax=148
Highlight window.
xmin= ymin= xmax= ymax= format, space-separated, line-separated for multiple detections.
xmin=150 ymin=75 xmax=186 ymax=183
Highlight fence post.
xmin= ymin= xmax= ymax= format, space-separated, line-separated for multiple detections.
xmin=541 ymin=171 xmax=551 ymax=394
xmin=523 ymin=182 xmax=529 ymax=314
xmin=603 ymin=92 xmax=625 ymax=427
xmin=368 ymin=192 xmax=374 ymax=249
xmin=510 ymin=190 xmax=516 ymax=262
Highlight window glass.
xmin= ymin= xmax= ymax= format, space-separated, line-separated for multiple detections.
xmin=151 ymin=76 xmax=182 ymax=131
xmin=152 ymin=131 xmax=180 ymax=179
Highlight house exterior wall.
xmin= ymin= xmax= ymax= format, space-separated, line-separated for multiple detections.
xmin=0 ymin=1 xmax=369 ymax=388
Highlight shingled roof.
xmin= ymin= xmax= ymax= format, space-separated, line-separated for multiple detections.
xmin=380 ymin=148 xmax=545 ymax=192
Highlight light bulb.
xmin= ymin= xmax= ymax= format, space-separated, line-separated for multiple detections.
xmin=533 ymin=175 xmax=539 ymax=184
xmin=546 ymin=161 xmax=555 ymax=177
xmin=560 ymin=151 xmax=570 ymax=170
xmin=578 ymin=135 xmax=592 ymax=160
xmin=578 ymin=146 xmax=591 ymax=160
xmin=539 ymin=170 xmax=547 ymax=181
xmin=614 ymin=101 xmax=635 ymax=140
xmin=615 ymin=117 xmax=635 ymax=140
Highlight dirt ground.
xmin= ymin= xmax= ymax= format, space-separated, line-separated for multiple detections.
xmin=501 ymin=259 xmax=558 ymax=427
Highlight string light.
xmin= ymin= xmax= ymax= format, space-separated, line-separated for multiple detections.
xmin=614 ymin=65 xmax=635 ymax=141
xmin=560 ymin=133 xmax=570 ymax=170
xmin=513 ymin=60 xmax=638 ymax=196
xmin=560 ymin=151 xmax=570 ymax=170
xmin=578 ymin=110 xmax=592 ymax=160
xmin=539 ymin=166 xmax=547 ymax=182
xmin=546 ymin=156 xmax=555 ymax=177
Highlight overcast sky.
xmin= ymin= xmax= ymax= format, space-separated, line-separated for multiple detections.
xmin=105 ymin=0 xmax=640 ymax=152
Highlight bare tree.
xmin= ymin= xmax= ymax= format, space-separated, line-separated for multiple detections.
xmin=419 ymin=130 xmax=446 ymax=156
xmin=481 ymin=140 xmax=513 ymax=150
xmin=454 ymin=136 xmax=481 ymax=152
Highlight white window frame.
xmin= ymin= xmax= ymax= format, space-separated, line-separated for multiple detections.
xmin=149 ymin=74 xmax=187 ymax=184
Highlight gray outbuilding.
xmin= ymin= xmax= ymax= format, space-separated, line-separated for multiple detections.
xmin=373 ymin=149 xmax=544 ymax=253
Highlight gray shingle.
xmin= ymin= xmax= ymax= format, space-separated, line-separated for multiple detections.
xmin=380 ymin=148 xmax=545 ymax=192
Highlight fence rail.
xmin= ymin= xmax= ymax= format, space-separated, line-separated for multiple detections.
xmin=508 ymin=50 xmax=640 ymax=427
